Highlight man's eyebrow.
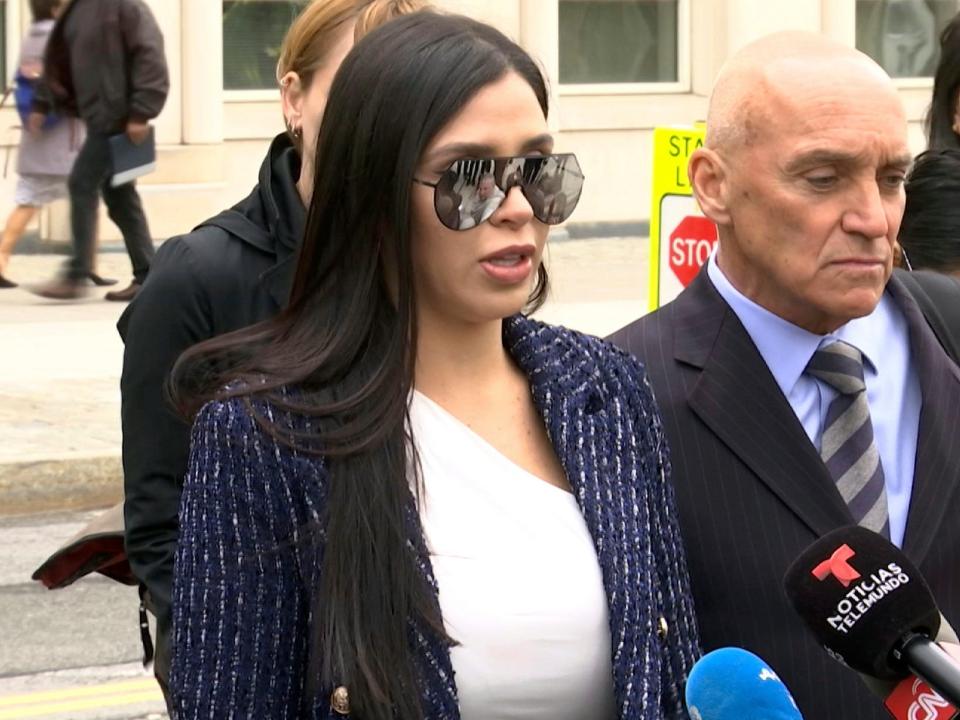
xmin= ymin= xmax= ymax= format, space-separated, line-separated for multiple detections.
xmin=784 ymin=150 xmax=864 ymax=173
xmin=784 ymin=149 xmax=914 ymax=173
xmin=425 ymin=134 xmax=555 ymax=164
xmin=886 ymin=153 xmax=913 ymax=170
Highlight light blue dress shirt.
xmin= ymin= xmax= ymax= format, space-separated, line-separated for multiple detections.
xmin=706 ymin=254 xmax=921 ymax=547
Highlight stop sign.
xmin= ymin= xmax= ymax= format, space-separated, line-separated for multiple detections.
xmin=669 ymin=215 xmax=718 ymax=287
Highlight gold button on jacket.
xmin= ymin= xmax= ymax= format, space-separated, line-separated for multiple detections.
xmin=330 ymin=686 xmax=350 ymax=715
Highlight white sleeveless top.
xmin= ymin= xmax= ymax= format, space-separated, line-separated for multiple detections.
xmin=409 ymin=391 xmax=617 ymax=720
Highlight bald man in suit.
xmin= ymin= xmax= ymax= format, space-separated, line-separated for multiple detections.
xmin=610 ymin=33 xmax=960 ymax=719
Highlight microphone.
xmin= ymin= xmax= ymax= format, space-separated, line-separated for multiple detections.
xmin=884 ymin=673 xmax=958 ymax=719
xmin=856 ymin=616 xmax=960 ymax=719
xmin=685 ymin=647 xmax=804 ymax=719
xmin=783 ymin=526 xmax=960 ymax=711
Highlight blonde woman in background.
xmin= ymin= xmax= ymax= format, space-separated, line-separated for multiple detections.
xmin=115 ymin=0 xmax=428 ymax=704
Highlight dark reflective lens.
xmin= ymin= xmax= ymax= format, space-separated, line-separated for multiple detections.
xmin=429 ymin=153 xmax=584 ymax=231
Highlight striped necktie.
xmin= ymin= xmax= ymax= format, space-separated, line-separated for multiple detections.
xmin=805 ymin=340 xmax=890 ymax=538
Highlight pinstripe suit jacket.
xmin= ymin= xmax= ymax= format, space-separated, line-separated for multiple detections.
xmin=609 ymin=269 xmax=960 ymax=720
xmin=169 ymin=315 xmax=700 ymax=719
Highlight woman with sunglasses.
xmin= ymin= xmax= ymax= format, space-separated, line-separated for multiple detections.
xmin=117 ymin=0 xmax=425 ymax=700
xmin=169 ymin=11 xmax=699 ymax=720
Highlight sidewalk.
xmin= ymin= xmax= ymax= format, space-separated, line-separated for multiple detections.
xmin=0 ymin=254 xmax=132 ymax=514
xmin=0 ymin=238 xmax=650 ymax=515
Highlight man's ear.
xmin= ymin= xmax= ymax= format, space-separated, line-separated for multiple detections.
xmin=279 ymin=71 xmax=305 ymax=134
xmin=689 ymin=147 xmax=732 ymax=226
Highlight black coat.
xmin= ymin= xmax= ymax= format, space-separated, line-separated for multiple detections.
xmin=118 ymin=134 xmax=305 ymax=642
xmin=36 ymin=0 xmax=169 ymax=132
xmin=608 ymin=269 xmax=960 ymax=719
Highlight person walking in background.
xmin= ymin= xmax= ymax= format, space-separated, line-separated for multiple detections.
xmin=168 ymin=12 xmax=697 ymax=718
xmin=31 ymin=0 xmax=168 ymax=301
xmin=118 ymin=0 xmax=427 ymax=704
xmin=0 ymin=0 xmax=114 ymax=290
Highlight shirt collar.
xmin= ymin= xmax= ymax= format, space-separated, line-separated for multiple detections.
xmin=706 ymin=251 xmax=883 ymax=395
xmin=833 ymin=308 xmax=882 ymax=377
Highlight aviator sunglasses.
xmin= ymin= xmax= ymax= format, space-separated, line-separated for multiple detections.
xmin=413 ymin=153 xmax=585 ymax=231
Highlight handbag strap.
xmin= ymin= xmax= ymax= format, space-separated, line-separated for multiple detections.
xmin=138 ymin=584 xmax=155 ymax=667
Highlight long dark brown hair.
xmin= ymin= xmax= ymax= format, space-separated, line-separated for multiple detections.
xmin=171 ymin=11 xmax=549 ymax=719
xmin=900 ymin=149 xmax=960 ymax=273
xmin=927 ymin=12 xmax=960 ymax=150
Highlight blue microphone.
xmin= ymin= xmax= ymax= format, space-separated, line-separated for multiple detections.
xmin=685 ymin=647 xmax=804 ymax=720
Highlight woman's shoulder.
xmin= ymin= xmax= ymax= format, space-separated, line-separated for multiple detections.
xmin=193 ymin=387 xmax=317 ymax=450
xmin=506 ymin=314 xmax=649 ymax=380
xmin=190 ymin=389 xmax=326 ymax=483
xmin=156 ymin=223 xmax=246 ymax=279
xmin=191 ymin=393 xmax=256 ymax=443
xmin=138 ymin=219 xmax=276 ymax=321
xmin=156 ymin=194 xmax=277 ymax=273
xmin=506 ymin=314 xmax=659 ymax=425
xmin=187 ymin=389 xmax=328 ymax=533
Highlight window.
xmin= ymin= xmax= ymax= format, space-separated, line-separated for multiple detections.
xmin=222 ymin=0 xmax=307 ymax=91
xmin=856 ymin=0 xmax=960 ymax=78
xmin=559 ymin=0 xmax=679 ymax=85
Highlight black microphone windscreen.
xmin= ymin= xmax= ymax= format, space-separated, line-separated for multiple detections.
xmin=782 ymin=526 xmax=941 ymax=679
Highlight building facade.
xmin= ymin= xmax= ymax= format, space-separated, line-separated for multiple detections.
xmin=0 ymin=0 xmax=953 ymax=242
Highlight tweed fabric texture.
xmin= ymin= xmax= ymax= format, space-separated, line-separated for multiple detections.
xmin=169 ymin=314 xmax=700 ymax=719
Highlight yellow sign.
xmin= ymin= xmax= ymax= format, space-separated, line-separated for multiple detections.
xmin=648 ymin=125 xmax=716 ymax=310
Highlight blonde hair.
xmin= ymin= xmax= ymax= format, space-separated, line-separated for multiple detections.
xmin=277 ymin=0 xmax=431 ymax=149
xmin=277 ymin=0 xmax=430 ymax=86
xmin=355 ymin=0 xmax=429 ymax=39
xmin=277 ymin=0 xmax=431 ymax=83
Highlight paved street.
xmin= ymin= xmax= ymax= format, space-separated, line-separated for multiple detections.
xmin=0 ymin=510 xmax=165 ymax=720
xmin=0 ymin=237 xmax=649 ymax=718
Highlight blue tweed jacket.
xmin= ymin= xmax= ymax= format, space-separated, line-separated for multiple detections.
xmin=170 ymin=315 xmax=700 ymax=719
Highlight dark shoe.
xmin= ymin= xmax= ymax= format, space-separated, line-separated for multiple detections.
xmin=105 ymin=281 xmax=141 ymax=302
xmin=31 ymin=277 xmax=87 ymax=300
xmin=86 ymin=272 xmax=118 ymax=287
xmin=0 ymin=274 xmax=16 ymax=289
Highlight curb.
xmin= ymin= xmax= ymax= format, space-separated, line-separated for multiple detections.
xmin=15 ymin=233 xmax=134 ymax=256
xmin=0 ymin=456 xmax=123 ymax=516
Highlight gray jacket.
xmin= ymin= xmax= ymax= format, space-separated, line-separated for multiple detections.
xmin=35 ymin=0 xmax=168 ymax=134
xmin=16 ymin=19 xmax=82 ymax=177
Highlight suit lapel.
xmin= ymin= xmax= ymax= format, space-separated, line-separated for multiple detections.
xmin=889 ymin=277 xmax=960 ymax=563
xmin=676 ymin=272 xmax=853 ymax=536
